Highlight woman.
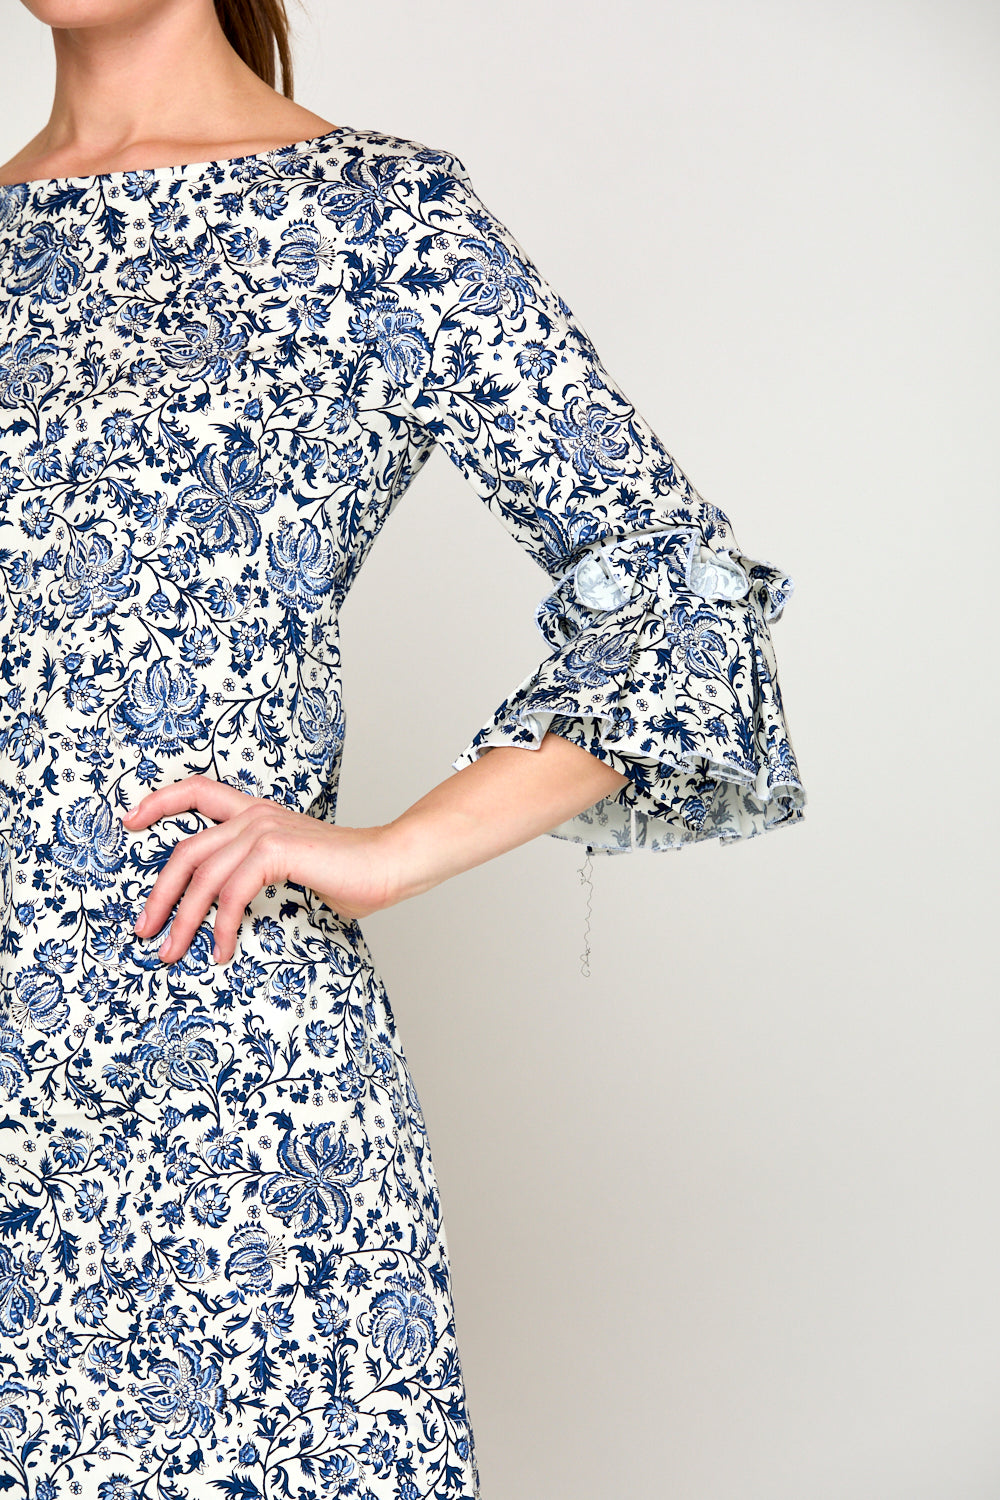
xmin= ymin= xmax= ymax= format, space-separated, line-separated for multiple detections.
xmin=0 ymin=1 xmax=806 ymax=1495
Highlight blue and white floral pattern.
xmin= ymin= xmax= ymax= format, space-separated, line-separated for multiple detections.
xmin=0 ymin=123 xmax=805 ymax=1497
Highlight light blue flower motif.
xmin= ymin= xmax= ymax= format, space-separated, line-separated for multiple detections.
xmin=0 ymin=1245 xmax=41 ymax=1335
xmin=71 ymin=1283 xmax=108 ymax=1327
xmin=115 ymin=301 xmax=155 ymax=341
xmin=13 ymin=966 xmax=68 ymax=1034
xmin=97 ymin=1478 xmax=138 ymax=1500
xmin=56 ymin=533 xmax=137 ymax=619
xmin=1 ymin=458 xmax=25 ymax=503
xmin=368 ymin=1272 xmax=437 ymax=1367
xmin=260 ymin=1122 xmax=364 ymax=1236
xmin=22 ymin=439 xmax=63 ymax=483
xmin=137 ymin=1343 xmax=225 ymax=1437
xmin=304 ymin=1018 xmax=339 ymax=1058
xmin=297 ymin=684 xmax=345 ymax=769
xmin=200 ymin=1126 xmax=243 ymax=1169
xmin=515 ymin=340 xmax=557 ymax=380
xmin=51 ymin=794 xmax=127 ymax=890
xmin=134 ymin=1009 xmax=218 ymax=1090
xmin=249 ymin=183 xmax=290 ymax=220
xmin=359 ymin=1424 xmax=397 ymax=1476
xmin=229 ymin=618 xmax=266 ymax=671
xmin=334 ymin=1061 xmax=364 ymax=1100
xmin=224 ymin=1224 xmax=286 ymax=1296
xmin=0 ymin=1026 xmax=27 ymax=1100
xmin=266 ymin=518 xmax=337 ymax=613
xmin=70 ymin=437 xmax=106 ymax=480
xmin=318 ymin=1452 xmax=357 ymax=1490
xmin=159 ymin=535 xmax=200 ymax=584
xmin=83 ymin=1338 xmax=125 ymax=1385
xmin=113 ymin=1409 xmax=154 ymax=1449
xmin=33 ymin=938 xmax=74 ymax=973
xmin=451 ymin=233 xmax=536 ymax=317
xmin=325 ymin=1395 xmax=359 ymax=1438
xmin=51 ymin=1127 xmax=89 ymax=1167
xmin=251 ymin=1299 xmax=293 ymax=1337
xmin=191 ymin=1183 xmax=229 ymax=1227
xmin=99 ymin=1217 xmax=136 ymax=1253
xmin=349 ymin=298 xmax=431 ymax=383
xmin=111 ymin=659 xmax=209 ymax=754
xmin=75 ymin=1181 xmax=107 ymax=1221
xmin=205 ymin=578 xmax=250 ymax=618
xmin=158 ymin=311 xmax=248 ymax=381
xmin=175 ymin=1238 xmax=219 ymax=1281
xmin=0 ymin=710 xmax=44 ymax=766
xmin=268 ymin=964 xmax=306 ymax=1011
xmin=179 ymin=443 xmax=276 ymax=555
xmin=100 ymin=408 xmax=140 ymax=447
xmin=316 ymin=153 xmax=409 ymax=243
xmin=40 ymin=1325 xmax=82 ymax=1369
xmin=7 ymin=220 xmax=87 ymax=304
xmin=0 ymin=1377 xmax=31 ymax=1446
xmin=0 ymin=332 xmax=60 ymax=405
xmin=312 ymin=1296 xmax=350 ymax=1339
xmin=549 ymin=393 xmax=631 ymax=479
xmin=179 ymin=625 xmax=218 ymax=665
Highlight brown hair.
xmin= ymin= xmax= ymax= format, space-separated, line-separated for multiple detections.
xmin=214 ymin=0 xmax=295 ymax=99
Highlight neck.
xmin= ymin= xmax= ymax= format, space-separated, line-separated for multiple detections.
xmin=39 ymin=0 xmax=269 ymax=164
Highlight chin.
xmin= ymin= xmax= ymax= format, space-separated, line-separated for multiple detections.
xmin=19 ymin=0 xmax=155 ymax=27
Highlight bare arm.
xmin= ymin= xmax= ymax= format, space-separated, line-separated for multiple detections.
xmin=376 ymin=730 xmax=629 ymax=901
xmin=123 ymin=733 xmax=629 ymax=965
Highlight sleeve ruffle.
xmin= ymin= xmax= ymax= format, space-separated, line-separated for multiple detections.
xmin=450 ymin=513 xmax=807 ymax=854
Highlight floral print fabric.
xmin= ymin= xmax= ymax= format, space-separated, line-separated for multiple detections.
xmin=0 ymin=122 xmax=805 ymax=1499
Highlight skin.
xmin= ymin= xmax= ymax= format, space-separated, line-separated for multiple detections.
xmin=8 ymin=0 xmax=632 ymax=964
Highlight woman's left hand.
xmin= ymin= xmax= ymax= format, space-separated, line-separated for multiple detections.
xmin=121 ymin=775 xmax=402 ymax=966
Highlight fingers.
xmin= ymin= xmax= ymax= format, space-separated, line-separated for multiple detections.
xmin=157 ymin=824 xmax=282 ymax=966
xmin=133 ymin=809 xmax=257 ymax=939
xmin=122 ymin=773 xmax=255 ymax=831
xmin=212 ymin=855 xmax=284 ymax=965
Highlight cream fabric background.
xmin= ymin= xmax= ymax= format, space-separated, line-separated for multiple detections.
xmin=4 ymin=1 xmax=997 ymax=1494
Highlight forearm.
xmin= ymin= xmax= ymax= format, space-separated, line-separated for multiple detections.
xmin=376 ymin=730 xmax=630 ymax=900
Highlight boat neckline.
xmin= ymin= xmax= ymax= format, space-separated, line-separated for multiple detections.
xmin=0 ymin=125 xmax=356 ymax=195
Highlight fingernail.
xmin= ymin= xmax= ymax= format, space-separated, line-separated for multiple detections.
xmin=158 ymin=939 xmax=172 ymax=962
xmin=212 ymin=945 xmax=221 ymax=964
xmin=134 ymin=911 xmax=147 ymax=934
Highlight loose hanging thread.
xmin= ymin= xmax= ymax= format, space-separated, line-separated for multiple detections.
xmin=578 ymin=847 xmax=594 ymax=978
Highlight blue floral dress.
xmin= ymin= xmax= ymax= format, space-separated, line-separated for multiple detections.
xmin=0 ymin=124 xmax=805 ymax=1499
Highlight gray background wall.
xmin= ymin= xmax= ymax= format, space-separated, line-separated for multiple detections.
xmin=6 ymin=1 xmax=998 ymax=1494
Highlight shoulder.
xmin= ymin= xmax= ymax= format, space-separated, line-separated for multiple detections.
xmin=296 ymin=125 xmax=472 ymax=185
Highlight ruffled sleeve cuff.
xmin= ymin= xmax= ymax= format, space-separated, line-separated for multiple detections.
xmin=450 ymin=512 xmax=807 ymax=854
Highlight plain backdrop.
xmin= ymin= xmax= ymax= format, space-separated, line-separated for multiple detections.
xmin=5 ymin=1 xmax=999 ymax=1495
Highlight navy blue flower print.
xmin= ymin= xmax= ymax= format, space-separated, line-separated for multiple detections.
xmin=51 ymin=794 xmax=127 ymax=888
xmin=0 ymin=1244 xmax=41 ymax=1335
xmin=136 ymin=1343 xmax=225 ymax=1437
xmin=58 ymin=534 xmax=137 ymax=619
xmin=132 ymin=1008 xmax=218 ymax=1090
xmin=179 ymin=442 xmax=276 ymax=554
xmin=0 ymin=122 xmax=806 ymax=1498
xmin=367 ymin=1272 xmax=438 ymax=1366
xmin=111 ymin=660 xmax=209 ymax=753
xmin=260 ymin=1121 xmax=364 ymax=1235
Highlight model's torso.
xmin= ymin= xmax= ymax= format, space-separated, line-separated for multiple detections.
xmin=0 ymin=127 xmax=443 ymax=1003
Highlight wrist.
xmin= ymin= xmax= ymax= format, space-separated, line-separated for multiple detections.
xmin=371 ymin=816 xmax=451 ymax=905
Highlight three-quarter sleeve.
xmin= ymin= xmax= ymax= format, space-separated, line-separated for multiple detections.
xmin=393 ymin=146 xmax=806 ymax=854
